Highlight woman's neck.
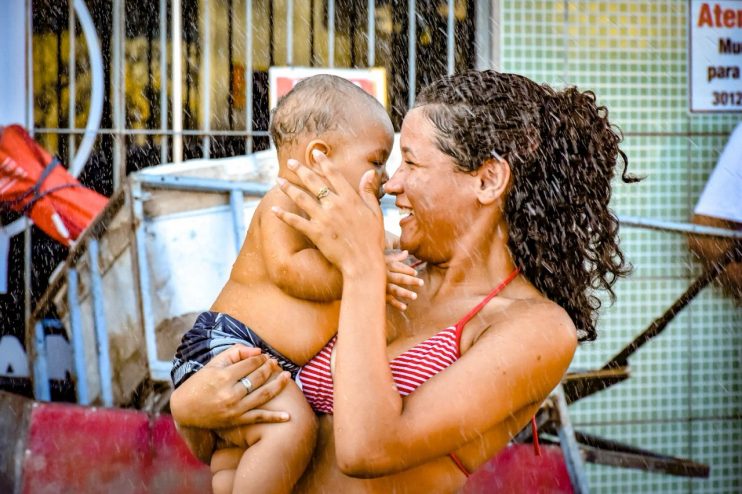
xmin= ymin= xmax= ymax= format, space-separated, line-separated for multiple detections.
xmin=423 ymin=219 xmax=517 ymax=301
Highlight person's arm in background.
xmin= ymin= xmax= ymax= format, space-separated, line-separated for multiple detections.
xmin=689 ymin=215 xmax=742 ymax=260
xmin=688 ymin=214 xmax=742 ymax=298
xmin=688 ymin=122 xmax=742 ymax=299
xmin=169 ymin=345 xmax=292 ymax=463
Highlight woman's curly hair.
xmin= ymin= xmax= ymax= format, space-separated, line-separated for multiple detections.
xmin=415 ymin=70 xmax=639 ymax=341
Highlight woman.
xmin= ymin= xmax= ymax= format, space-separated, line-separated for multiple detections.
xmin=170 ymin=70 xmax=635 ymax=492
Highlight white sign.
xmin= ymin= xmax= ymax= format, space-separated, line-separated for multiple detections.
xmin=0 ymin=334 xmax=73 ymax=380
xmin=268 ymin=67 xmax=388 ymax=110
xmin=689 ymin=1 xmax=742 ymax=112
xmin=0 ymin=335 xmax=30 ymax=377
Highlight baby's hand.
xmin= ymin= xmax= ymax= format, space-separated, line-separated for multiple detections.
xmin=385 ymin=250 xmax=424 ymax=311
xmin=384 ymin=231 xmax=400 ymax=250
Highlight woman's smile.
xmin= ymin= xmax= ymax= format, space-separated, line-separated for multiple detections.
xmin=397 ymin=206 xmax=414 ymax=224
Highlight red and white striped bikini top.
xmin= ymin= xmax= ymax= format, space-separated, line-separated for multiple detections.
xmin=297 ymin=269 xmax=520 ymax=415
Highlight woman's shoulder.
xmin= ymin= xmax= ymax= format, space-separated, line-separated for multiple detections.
xmin=508 ymin=296 xmax=574 ymax=326
xmin=475 ymin=296 xmax=577 ymax=355
xmin=515 ymin=297 xmax=576 ymax=342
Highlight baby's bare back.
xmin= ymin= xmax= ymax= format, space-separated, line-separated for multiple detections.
xmin=211 ymin=188 xmax=340 ymax=365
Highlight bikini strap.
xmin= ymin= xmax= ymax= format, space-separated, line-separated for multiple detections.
xmin=454 ymin=268 xmax=520 ymax=342
xmin=531 ymin=416 xmax=542 ymax=456
xmin=449 ymin=452 xmax=471 ymax=477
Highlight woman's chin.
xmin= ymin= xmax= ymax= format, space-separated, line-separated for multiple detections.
xmin=398 ymin=235 xmax=415 ymax=254
xmin=398 ymin=222 xmax=419 ymax=248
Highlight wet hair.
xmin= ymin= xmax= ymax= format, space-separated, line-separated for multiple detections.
xmin=269 ymin=74 xmax=384 ymax=149
xmin=414 ymin=70 xmax=639 ymax=341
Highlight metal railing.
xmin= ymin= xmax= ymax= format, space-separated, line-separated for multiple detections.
xmin=29 ymin=172 xmax=399 ymax=405
xmin=30 ymin=0 xmax=491 ymax=175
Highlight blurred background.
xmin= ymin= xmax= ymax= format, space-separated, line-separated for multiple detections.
xmin=0 ymin=1 xmax=740 ymax=492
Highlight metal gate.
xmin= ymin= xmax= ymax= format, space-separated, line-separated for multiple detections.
xmin=2 ymin=0 xmax=495 ymax=357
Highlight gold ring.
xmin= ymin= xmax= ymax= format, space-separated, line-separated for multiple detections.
xmin=316 ymin=186 xmax=330 ymax=201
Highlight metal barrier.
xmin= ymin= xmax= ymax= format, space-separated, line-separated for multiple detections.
xmin=29 ymin=171 xmax=398 ymax=404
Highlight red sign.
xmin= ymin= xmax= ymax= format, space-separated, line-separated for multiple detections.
xmin=269 ymin=67 xmax=388 ymax=110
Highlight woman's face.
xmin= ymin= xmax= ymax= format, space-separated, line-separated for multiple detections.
xmin=384 ymin=107 xmax=479 ymax=262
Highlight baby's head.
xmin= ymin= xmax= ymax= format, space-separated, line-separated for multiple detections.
xmin=270 ymin=74 xmax=394 ymax=191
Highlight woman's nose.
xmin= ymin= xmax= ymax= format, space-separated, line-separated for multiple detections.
xmin=383 ymin=168 xmax=403 ymax=195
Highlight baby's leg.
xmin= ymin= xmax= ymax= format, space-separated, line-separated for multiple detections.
xmin=211 ymin=380 xmax=318 ymax=494
xmin=211 ymin=448 xmax=242 ymax=494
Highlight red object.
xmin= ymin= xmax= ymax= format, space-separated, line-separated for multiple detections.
xmin=300 ymin=269 xmax=520 ymax=414
xmin=0 ymin=125 xmax=107 ymax=246
xmin=0 ymin=391 xmax=571 ymax=493
xmin=532 ymin=416 xmax=542 ymax=456
xmin=275 ymin=76 xmax=377 ymax=101
xmin=22 ymin=404 xmax=153 ymax=493
xmin=463 ymin=444 xmax=573 ymax=494
xmin=149 ymin=415 xmax=212 ymax=492
xmin=0 ymin=392 xmax=211 ymax=494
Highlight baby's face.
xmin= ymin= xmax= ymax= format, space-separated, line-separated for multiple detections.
xmin=329 ymin=113 xmax=394 ymax=197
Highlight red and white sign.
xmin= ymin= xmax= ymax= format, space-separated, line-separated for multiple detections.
xmin=689 ymin=1 xmax=742 ymax=112
xmin=268 ymin=67 xmax=388 ymax=110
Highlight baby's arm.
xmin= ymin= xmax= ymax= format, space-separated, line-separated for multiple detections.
xmin=261 ymin=197 xmax=343 ymax=302
xmin=263 ymin=196 xmax=421 ymax=304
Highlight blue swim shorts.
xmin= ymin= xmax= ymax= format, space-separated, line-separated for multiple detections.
xmin=171 ymin=311 xmax=301 ymax=388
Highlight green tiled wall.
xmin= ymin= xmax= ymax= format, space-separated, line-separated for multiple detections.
xmin=501 ymin=1 xmax=741 ymax=492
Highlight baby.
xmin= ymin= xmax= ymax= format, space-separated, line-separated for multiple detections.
xmin=171 ymin=75 xmax=418 ymax=494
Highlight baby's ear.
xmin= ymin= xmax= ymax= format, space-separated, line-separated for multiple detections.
xmin=476 ymin=157 xmax=510 ymax=206
xmin=305 ymin=140 xmax=331 ymax=169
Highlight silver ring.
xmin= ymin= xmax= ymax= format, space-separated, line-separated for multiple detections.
xmin=239 ymin=376 xmax=253 ymax=394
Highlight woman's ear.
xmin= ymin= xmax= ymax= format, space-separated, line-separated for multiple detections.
xmin=305 ymin=140 xmax=331 ymax=169
xmin=476 ymin=157 xmax=511 ymax=205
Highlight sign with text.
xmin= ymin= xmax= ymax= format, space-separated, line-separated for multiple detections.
xmin=268 ymin=67 xmax=388 ymax=111
xmin=689 ymin=1 xmax=742 ymax=112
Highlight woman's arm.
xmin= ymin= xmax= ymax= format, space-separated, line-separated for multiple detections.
xmin=169 ymin=345 xmax=292 ymax=461
xmin=334 ymin=297 xmax=576 ymax=477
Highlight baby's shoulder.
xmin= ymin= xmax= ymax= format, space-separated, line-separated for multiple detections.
xmin=255 ymin=186 xmax=305 ymax=215
xmin=258 ymin=186 xmax=292 ymax=208
xmin=248 ymin=187 xmax=311 ymax=250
